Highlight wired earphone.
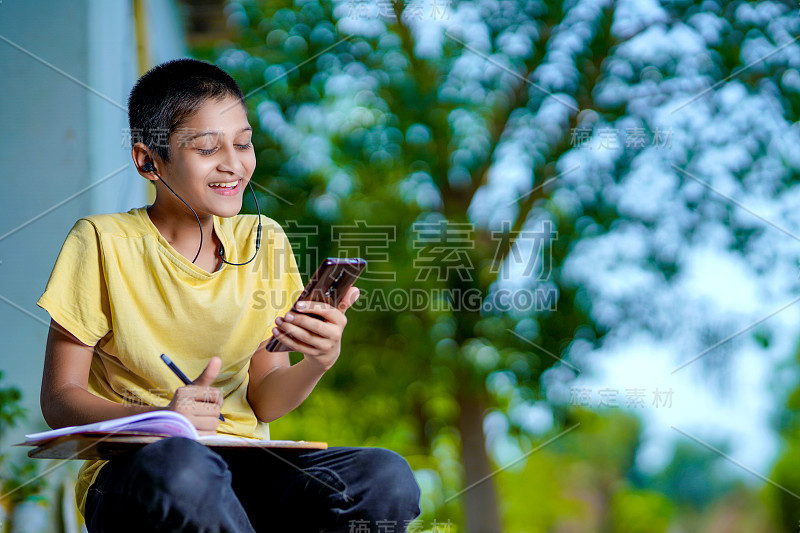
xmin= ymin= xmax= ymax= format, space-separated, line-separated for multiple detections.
xmin=142 ymin=161 xmax=262 ymax=266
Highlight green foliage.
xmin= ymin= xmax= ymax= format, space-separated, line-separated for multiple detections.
xmin=766 ymin=444 xmax=800 ymax=532
xmin=644 ymin=441 xmax=736 ymax=511
xmin=495 ymin=409 xmax=671 ymax=531
xmin=559 ymin=408 xmax=642 ymax=479
xmin=0 ymin=461 xmax=47 ymax=506
xmin=495 ymin=446 xmax=591 ymax=532
xmin=191 ymin=0 xmax=800 ymax=529
xmin=0 ymin=371 xmax=25 ymax=438
xmin=610 ymin=488 xmax=674 ymax=533
xmin=0 ymin=370 xmax=46 ymax=508
xmin=768 ymin=342 xmax=800 ymax=531
xmin=0 ymin=370 xmax=26 ymax=472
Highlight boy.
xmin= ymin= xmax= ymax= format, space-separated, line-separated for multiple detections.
xmin=37 ymin=58 xmax=421 ymax=532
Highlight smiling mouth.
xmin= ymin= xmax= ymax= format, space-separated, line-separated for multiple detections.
xmin=209 ymin=180 xmax=239 ymax=189
xmin=208 ymin=179 xmax=243 ymax=196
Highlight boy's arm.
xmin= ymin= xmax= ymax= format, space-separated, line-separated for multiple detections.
xmin=41 ymin=319 xmax=161 ymax=428
xmin=247 ymin=286 xmax=360 ymax=423
xmin=246 ymin=342 xmax=328 ymax=423
xmin=42 ymin=319 xmax=224 ymax=435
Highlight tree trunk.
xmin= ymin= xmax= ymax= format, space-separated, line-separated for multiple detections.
xmin=457 ymin=389 xmax=502 ymax=533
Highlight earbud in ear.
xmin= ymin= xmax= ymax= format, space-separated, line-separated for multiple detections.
xmin=143 ymin=162 xmax=155 ymax=173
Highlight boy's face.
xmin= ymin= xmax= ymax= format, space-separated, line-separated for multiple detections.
xmin=156 ymin=95 xmax=256 ymax=218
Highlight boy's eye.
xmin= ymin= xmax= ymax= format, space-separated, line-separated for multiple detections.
xmin=196 ymin=142 xmax=251 ymax=155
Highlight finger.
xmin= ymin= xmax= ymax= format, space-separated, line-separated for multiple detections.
xmin=178 ymin=385 xmax=222 ymax=406
xmin=292 ymin=304 xmax=346 ymax=327
xmin=270 ymin=326 xmax=317 ymax=353
xmin=175 ymin=393 xmax=222 ymax=414
xmin=193 ymin=416 xmax=220 ymax=434
xmin=294 ymin=300 xmax=334 ymax=314
xmin=275 ymin=320 xmax=331 ymax=349
xmin=198 ymin=386 xmax=223 ymax=405
xmin=279 ymin=312 xmax=336 ymax=336
xmin=337 ymin=286 xmax=360 ymax=313
xmin=187 ymin=402 xmax=221 ymax=416
xmin=193 ymin=356 xmax=221 ymax=387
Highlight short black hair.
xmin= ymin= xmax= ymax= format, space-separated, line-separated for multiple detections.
xmin=128 ymin=58 xmax=246 ymax=162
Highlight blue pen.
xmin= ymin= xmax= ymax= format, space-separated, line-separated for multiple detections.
xmin=160 ymin=354 xmax=225 ymax=422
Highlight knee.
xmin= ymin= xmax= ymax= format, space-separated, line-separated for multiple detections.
xmin=361 ymin=448 xmax=421 ymax=514
xmin=131 ymin=437 xmax=230 ymax=496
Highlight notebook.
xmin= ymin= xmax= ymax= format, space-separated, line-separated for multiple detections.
xmin=17 ymin=410 xmax=327 ymax=460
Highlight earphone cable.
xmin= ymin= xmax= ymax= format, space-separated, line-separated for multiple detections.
xmin=151 ymin=170 xmax=203 ymax=264
xmin=219 ymin=180 xmax=262 ymax=266
xmin=145 ymin=164 xmax=261 ymax=266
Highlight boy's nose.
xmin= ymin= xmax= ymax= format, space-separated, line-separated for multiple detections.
xmin=218 ymin=145 xmax=248 ymax=176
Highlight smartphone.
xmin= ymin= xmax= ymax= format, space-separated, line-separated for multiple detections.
xmin=265 ymin=257 xmax=367 ymax=352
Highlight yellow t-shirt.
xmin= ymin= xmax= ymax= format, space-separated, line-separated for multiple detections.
xmin=36 ymin=206 xmax=304 ymax=518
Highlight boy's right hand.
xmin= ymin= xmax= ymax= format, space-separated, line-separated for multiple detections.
xmin=166 ymin=357 xmax=223 ymax=436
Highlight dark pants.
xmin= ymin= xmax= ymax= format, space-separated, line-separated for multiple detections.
xmin=84 ymin=437 xmax=422 ymax=533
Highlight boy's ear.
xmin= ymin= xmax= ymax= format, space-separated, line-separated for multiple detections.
xmin=132 ymin=142 xmax=158 ymax=181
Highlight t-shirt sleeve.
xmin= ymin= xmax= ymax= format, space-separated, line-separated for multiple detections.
xmin=260 ymin=218 xmax=305 ymax=344
xmin=37 ymin=218 xmax=111 ymax=346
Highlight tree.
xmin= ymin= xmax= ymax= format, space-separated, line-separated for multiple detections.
xmin=195 ymin=0 xmax=800 ymax=530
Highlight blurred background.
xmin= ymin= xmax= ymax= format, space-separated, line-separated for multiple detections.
xmin=2 ymin=0 xmax=800 ymax=531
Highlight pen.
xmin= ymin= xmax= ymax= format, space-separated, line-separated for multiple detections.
xmin=160 ymin=354 xmax=225 ymax=422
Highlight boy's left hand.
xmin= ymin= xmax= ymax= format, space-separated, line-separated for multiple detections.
xmin=272 ymin=286 xmax=360 ymax=373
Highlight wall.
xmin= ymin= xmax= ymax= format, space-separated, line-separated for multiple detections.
xmin=0 ymin=0 xmax=187 ymax=459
